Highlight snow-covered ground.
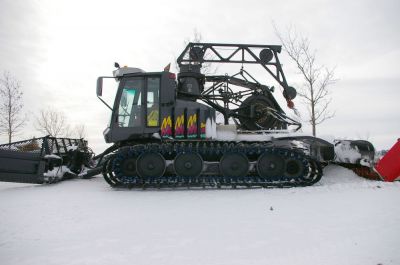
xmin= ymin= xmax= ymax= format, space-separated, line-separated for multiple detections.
xmin=0 ymin=165 xmax=399 ymax=265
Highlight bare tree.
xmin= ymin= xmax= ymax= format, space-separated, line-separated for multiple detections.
xmin=73 ymin=124 xmax=87 ymax=139
xmin=274 ymin=24 xmax=337 ymax=136
xmin=0 ymin=71 xmax=27 ymax=144
xmin=35 ymin=108 xmax=70 ymax=137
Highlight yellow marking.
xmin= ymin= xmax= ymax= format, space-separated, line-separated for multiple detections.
xmin=161 ymin=116 xmax=172 ymax=129
xmin=147 ymin=110 xmax=159 ymax=126
xmin=187 ymin=114 xmax=197 ymax=128
xmin=175 ymin=114 xmax=184 ymax=130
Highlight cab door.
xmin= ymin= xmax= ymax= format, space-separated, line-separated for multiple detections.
xmin=110 ymin=76 xmax=145 ymax=142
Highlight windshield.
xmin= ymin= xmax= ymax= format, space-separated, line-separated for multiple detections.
xmin=118 ymin=78 xmax=144 ymax=127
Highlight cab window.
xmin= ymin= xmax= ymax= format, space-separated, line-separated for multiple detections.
xmin=118 ymin=78 xmax=143 ymax=127
xmin=146 ymin=77 xmax=160 ymax=127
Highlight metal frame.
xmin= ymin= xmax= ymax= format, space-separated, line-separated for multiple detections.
xmin=177 ymin=42 xmax=290 ymax=93
xmin=176 ymin=43 xmax=298 ymax=130
xmin=0 ymin=136 xmax=88 ymax=184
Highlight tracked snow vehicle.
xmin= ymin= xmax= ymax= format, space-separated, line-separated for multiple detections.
xmin=96 ymin=43 xmax=336 ymax=188
xmin=0 ymin=43 xmax=383 ymax=187
xmin=0 ymin=43 xmax=380 ymax=186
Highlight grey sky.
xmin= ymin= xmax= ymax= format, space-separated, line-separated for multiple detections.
xmin=0 ymin=0 xmax=399 ymax=152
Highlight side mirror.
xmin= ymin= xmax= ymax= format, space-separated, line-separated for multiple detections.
xmin=96 ymin=77 xmax=103 ymax=96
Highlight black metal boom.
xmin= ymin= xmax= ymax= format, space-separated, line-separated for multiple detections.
xmin=176 ymin=42 xmax=291 ymax=94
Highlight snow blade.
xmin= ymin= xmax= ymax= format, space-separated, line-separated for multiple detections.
xmin=0 ymin=136 xmax=93 ymax=184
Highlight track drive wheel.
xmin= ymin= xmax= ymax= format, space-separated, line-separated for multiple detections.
xmin=284 ymin=158 xmax=304 ymax=179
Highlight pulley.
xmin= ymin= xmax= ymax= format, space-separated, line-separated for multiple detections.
xmin=238 ymin=95 xmax=286 ymax=130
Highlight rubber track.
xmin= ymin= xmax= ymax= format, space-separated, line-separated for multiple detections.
xmin=102 ymin=142 xmax=323 ymax=189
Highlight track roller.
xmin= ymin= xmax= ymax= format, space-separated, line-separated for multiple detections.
xmin=257 ymin=152 xmax=285 ymax=180
xmin=136 ymin=152 xmax=166 ymax=179
xmin=219 ymin=153 xmax=249 ymax=178
xmin=174 ymin=153 xmax=203 ymax=177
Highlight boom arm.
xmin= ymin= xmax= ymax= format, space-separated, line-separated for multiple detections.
xmin=176 ymin=42 xmax=293 ymax=99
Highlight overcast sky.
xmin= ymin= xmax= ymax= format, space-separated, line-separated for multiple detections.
xmin=0 ymin=0 xmax=399 ymax=152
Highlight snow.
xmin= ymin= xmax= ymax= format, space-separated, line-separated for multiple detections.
xmin=214 ymin=124 xmax=312 ymax=142
xmin=334 ymin=141 xmax=362 ymax=164
xmin=44 ymin=154 xmax=62 ymax=160
xmin=43 ymin=165 xmax=72 ymax=178
xmin=67 ymin=145 xmax=78 ymax=151
xmin=206 ymin=122 xmax=313 ymax=142
xmin=0 ymin=165 xmax=399 ymax=265
xmin=206 ymin=117 xmax=217 ymax=139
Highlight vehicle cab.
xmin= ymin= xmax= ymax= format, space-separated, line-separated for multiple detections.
xmin=97 ymin=66 xmax=176 ymax=143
